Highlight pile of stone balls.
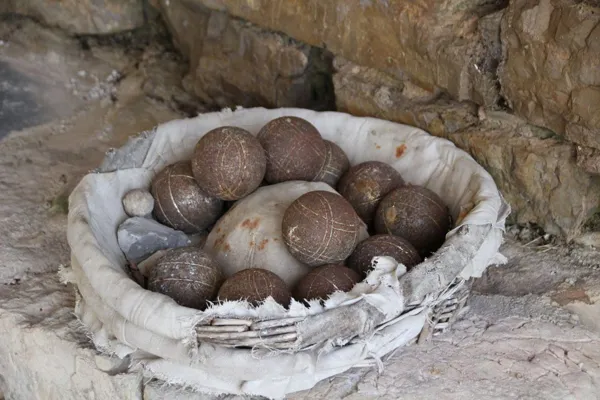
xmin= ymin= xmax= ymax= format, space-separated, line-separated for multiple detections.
xmin=117 ymin=116 xmax=451 ymax=311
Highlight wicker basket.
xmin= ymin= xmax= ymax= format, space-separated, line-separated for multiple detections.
xmin=66 ymin=107 xmax=508 ymax=398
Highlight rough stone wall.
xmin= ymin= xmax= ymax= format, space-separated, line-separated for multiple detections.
xmin=499 ymin=0 xmax=600 ymax=174
xmin=1 ymin=0 xmax=147 ymax=34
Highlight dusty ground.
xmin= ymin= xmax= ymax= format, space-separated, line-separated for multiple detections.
xmin=0 ymin=15 xmax=599 ymax=400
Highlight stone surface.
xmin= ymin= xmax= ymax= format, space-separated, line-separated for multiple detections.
xmin=447 ymin=112 xmax=600 ymax=239
xmin=3 ymin=0 xmax=146 ymax=35
xmin=500 ymin=0 xmax=600 ymax=156
xmin=157 ymin=0 xmax=335 ymax=110
xmin=174 ymin=0 xmax=507 ymax=107
xmin=333 ymin=57 xmax=480 ymax=136
xmin=122 ymin=188 xmax=154 ymax=218
xmin=117 ymin=217 xmax=191 ymax=263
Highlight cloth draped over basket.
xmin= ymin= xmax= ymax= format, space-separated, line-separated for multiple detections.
xmin=63 ymin=107 xmax=510 ymax=399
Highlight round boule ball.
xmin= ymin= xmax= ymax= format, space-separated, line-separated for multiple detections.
xmin=282 ymin=190 xmax=364 ymax=267
xmin=313 ymin=140 xmax=350 ymax=187
xmin=374 ymin=185 xmax=451 ymax=257
xmin=122 ymin=188 xmax=154 ymax=218
xmin=337 ymin=161 xmax=405 ymax=226
xmin=257 ymin=116 xmax=327 ymax=183
xmin=217 ymin=268 xmax=291 ymax=307
xmin=151 ymin=161 xmax=224 ymax=233
xmin=346 ymin=234 xmax=422 ymax=277
xmin=148 ymin=247 xmax=221 ymax=310
xmin=293 ymin=264 xmax=361 ymax=302
xmin=192 ymin=126 xmax=266 ymax=200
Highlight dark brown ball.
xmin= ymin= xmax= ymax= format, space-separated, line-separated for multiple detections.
xmin=293 ymin=264 xmax=361 ymax=302
xmin=346 ymin=234 xmax=422 ymax=277
xmin=257 ymin=116 xmax=327 ymax=183
xmin=192 ymin=126 xmax=266 ymax=201
xmin=148 ymin=247 xmax=222 ymax=310
xmin=337 ymin=161 xmax=405 ymax=226
xmin=282 ymin=190 xmax=363 ymax=267
xmin=151 ymin=161 xmax=224 ymax=233
xmin=313 ymin=140 xmax=350 ymax=187
xmin=374 ymin=185 xmax=450 ymax=257
xmin=217 ymin=268 xmax=292 ymax=307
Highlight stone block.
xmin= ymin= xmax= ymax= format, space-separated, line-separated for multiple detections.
xmin=172 ymin=0 xmax=507 ymax=106
xmin=3 ymin=0 xmax=146 ymax=35
xmin=500 ymin=0 xmax=600 ymax=150
xmin=157 ymin=1 xmax=335 ymax=110
xmin=333 ymin=57 xmax=480 ymax=136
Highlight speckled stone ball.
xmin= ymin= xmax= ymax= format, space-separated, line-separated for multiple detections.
xmin=257 ymin=116 xmax=327 ymax=183
xmin=148 ymin=247 xmax=222 ymax=310
xmin=337 ymin=161 xmax=405 ymax=226
xmin=151 ymin=161 xmax=224 ymax=234
xmin=192 ymin=126 xmax=266 ymax=201
xmin=122 ymin=188 xmax=154 ymax=218
xmin=346 ymin=234 xmax=422 ymax=277
xmin=217 ymin=268 xmax=292 ymax=307
xmin=374 ymin=185 xmax=451 ymax=257
xmin=313 ymin=140 xmax=350 ymax=187
xmin=282 ymin=190 xmax=363 ymax=267
xmin=293 ymin=264 xmax=361 ymax=302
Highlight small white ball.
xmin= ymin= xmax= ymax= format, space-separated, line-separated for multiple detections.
xmin=122 ymin=188 xmax=154 ymax=218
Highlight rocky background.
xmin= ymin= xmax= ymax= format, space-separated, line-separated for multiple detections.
xmin=1 ymin=1 xmax=600 ymax=399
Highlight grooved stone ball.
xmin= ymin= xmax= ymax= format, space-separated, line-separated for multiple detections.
xmin=257 ymin=116 xmax=327 ymax=183
xmin=151 ymin=161 xmax=224 ymax=234
xmin=374 ymin=185 xmax=451 ymax=257
xmin=347 ymin=234 xmax=422 ymax=277
xmin=293 ymin=264 xmax=361 ymax=302
xmin=337 ymin=161 xmax=405 ymax=226
xmin=148 ymin=247 xmax=222 ymax=310
xmin=217 ymin=268 xmax=292 ymax=307
xmin=313 ymin=140 xmax=350 ymax=187
xmin=282 ymin=190 xmax=364 ymax=267
xmin=192 ymin=126 xmax=266 ymax=201
xmin=122 ymin=188 xmax=154 ymax=218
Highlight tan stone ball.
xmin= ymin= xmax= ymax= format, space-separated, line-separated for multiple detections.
xmin=337 ymin=161 xmax=405 ymax=226
xmin=374 ymin=185 xmax=451 ymax=257
xmin=293 ymin=264 xmax=361 ymax=302
xmin=148 ymin=247 xmax=222 ymax=310
xmin=257 ymin=116 xmax=327 ymax=183
xmin=217 ymin=268 xmax=292 ymax=307
xmin=191 ymin=126 xmax=266 ymax=201
xmin=282 ymin=190 xmax=364 ymax=267
xmin=151 ymin=161 xmax=223 ymax=233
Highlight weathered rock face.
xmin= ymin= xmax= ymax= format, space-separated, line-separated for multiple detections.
xmin=3 ymin=0 xmax=146 ymax=35
xmin=157 ymin=0 xmax=335 ymax=110
xmin=500 ymin=0 xmax=600 ymax=174
xmin=176 ymin=0 xmax=506 ymax=107
xmin=449 ymin=114 xmax=600 ymax=239
xmin=333 ymin=57 xmax=480 ymax=136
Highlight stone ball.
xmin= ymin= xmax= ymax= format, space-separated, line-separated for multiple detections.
xmin=346 ymin=234 xmax=422 ymax=277
xmin=122 ymin=188 xmax=154 ymax=218
xmin=217 ymin=268 xmax=292 ymax=307
xmin=191 ymin=126 xmax=266 ymax=201
xmin=257 ymin=116 xmax=327 ymax=183
xmin=337 ymin=161 xmax=405 ymax=227
xmin=293 ymin=264 xmax=361 ymax=302
xmin=150 ymin=161 xmax=224 ymax=234
xmin=374 ymin=185 xmax=451 ymax=257
xmin=313 ymin=140 xmax=350 ymax=187
xmin=148 ymin=247 xmax=222 ymax=310
xmin=282 ymin=190 xmax=364 ymax=267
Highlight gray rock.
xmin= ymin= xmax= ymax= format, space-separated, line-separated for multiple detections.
xmin=117 ymin=217 xmax=191 ymax=263
xmin=122 ymin=188 xmax=154 ymax=218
